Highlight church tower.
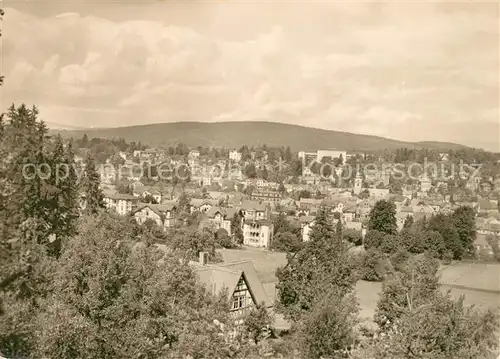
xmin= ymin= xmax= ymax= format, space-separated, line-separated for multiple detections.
xmin=354 ymin=171 xmax=363 ymax=195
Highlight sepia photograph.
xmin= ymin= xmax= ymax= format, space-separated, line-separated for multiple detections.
xmin=0 ymin=1 xmax=499 ymax=358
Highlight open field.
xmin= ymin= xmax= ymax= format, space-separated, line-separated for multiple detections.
xmin=217 ymin=247 xmax=500 ymax=322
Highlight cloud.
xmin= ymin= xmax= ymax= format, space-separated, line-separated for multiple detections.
xmin=1 ymin=3 xmax=498 ymax=150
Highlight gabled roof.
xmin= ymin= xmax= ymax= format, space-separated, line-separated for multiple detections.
xmin=299 ymin=215 xmax=315 ymax=224
xmin=478 ymin=199 xmax=498 ymax=211
xmin=193 ymin=265 xmax=242 ymax=298
xmin=343 ymin=202 xmax=357 ymax=213
xmin=218 ymin=260 xmax=270 ymax=307
xmin=189 ymin=260 xmax=269 ymax=307
xmin=205 ymin=206 xmax=239 ymax=219
xmin=105 ymin=192 xmax=138 ymax=201
xmin=240 ymin=200 xmax=267 ymax=212
xmin=133 ymin=203 xmax=176 ymax=216
xmin=190 ymin=198 xmax=219 ymax=208
xmin=390 ymin=195 xmax=407 ymax=203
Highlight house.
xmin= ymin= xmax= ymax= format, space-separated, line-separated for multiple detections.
xmin=203 ymin=207 xmax=238 ymax=236
xmin=201 ymin=176 xmax=212 ymax=187
xmin=141 ymin=187 xmax=163 ymax=203
xmin=420 ymin=175 xmax=432 ymax=192
xmin=133 ymin=203 xmax=176 ymax=229
xmin=229 ymin=150 xmax=242 ymax=162
xmin=118 ymin=151 xmax=127 ymax=161
xmin=476 ymin=218 xmax=500 ymax=237
xmin=240 ymin=200 xmax=269 ymax=221
xmin=190 ymin=254 xmax=270 ymax=317
xmin=300 ymin=215 xmax=316 ymax=242
xmin=390 ymin=195 xmax=408 ymax=210
xmin=368 ymin=188 xmax=390 ymax=198
xmin=239 ymin=201 xmax=273 ymax=247
xmin=478 ymin=199 xmax=499 ymax=216
xmin=189 ymin=150 xmax=200 ymax=158
xmin=251 ymin=190 xmax=282 ymax=203
xmin=242 ymin=218 xmax=273 ymax=248
xmin=396 ymin=207 xmax=414 ymax=230
xmin=103 ymin=192 xmax=140 ymax=216
xmin=343 ymin=203 xmax=357 ymax=222
xmin=190 ymin=199 xmax=219 ymax=214
xmin=356 ymin=199 xmax=374 ymax=222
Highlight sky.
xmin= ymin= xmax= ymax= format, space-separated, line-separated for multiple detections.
xmin=1 ymin=1 xmax=499 ymax=151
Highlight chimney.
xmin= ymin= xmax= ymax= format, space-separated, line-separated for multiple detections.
xmin=199 ymin=251 xmax=209 ymax=266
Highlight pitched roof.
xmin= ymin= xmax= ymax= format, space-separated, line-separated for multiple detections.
xmin=189 ymin=259 xmax=269 ymax=306
xmin=133 ymin=203 xmax=176 ymax=216
xmin=193 ymin=265 xmax=242 ymax=298
xmin=240 ymin=200 xmax=266 ymax=211
xmin=190 ymin=198 xmax=219 ymax=208
xmin=218 ymin=260 xmax=271 ymax=307
xmin=105 ymin=192 xmax=138 ymax=201
xmin=299 ymin=215 xmax=315 ymax=224
xmin=479 ymin=199 xmax=498 ymax=211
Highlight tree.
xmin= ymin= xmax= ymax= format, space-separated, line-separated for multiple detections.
xmin=214 ymin=228 xmax=232 ymax=249
xmin=176 ymin=192 xmax=191 ymax=214
xmin=34 ymin=214 xmax=237 ymax=359
xmin=276 ymin=206 xmax=357 ymax=322
xmin=243 ymin=303 xmax=274 ymax=345
xmin=272 ymin=212 xmax=292 ymax=236
xmin=271 ymin=232 xmax=302 ymax=253
xmin=284 ymin=146 xmax=292 ymax=162
xmin=368 ymin=200 xmax=397 ymax=235
xmin=244 ymin=162 xmax=257 ymax=179
xmin=343 ymin=228 xmax=363 ymax=246
xmin=403 ymin=215 xmax=414 ymax=228
xmin=366 ymin=251 xmax=500 ymax=359
xmin=83 ymin=154 xmax=104 ymax=214
xmin=298 ymin=291 xmax=358 ymax=359
xmin=452 ymin=205 xmax=477 ymax=258
xmin=0 ymin=9 xmax=4 ymax=85
xmin=143 ymin=194 xmax=158 ymax=204
xmin=358 ymin=249 xmax=387 ymax=282
xmin=230 ymin=212 xmax=243 ymax=245
xmin=335 ymin=219 xmax=343 ymax=239
xmin=375 ymin=253 xmax=440 ymax=331
xmin=428 ymin=213 xmax=462 ymax=260
xmin=45 ymin=135 xmax=79 ymax=256
xmin=363 ymin=229 xmax=385 ymax=250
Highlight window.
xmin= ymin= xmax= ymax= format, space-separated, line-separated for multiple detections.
xmin=232 ymin=295 xmax=245 ymax=310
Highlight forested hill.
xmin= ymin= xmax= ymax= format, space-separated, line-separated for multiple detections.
xmin=55 ymin=121 xmax=469 ymax=152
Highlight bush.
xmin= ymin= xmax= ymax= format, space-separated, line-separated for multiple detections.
xmin=359 ymin=249 xmax=387 ymax=282
xmin=344 ymin=228 xmax=363 ymax=246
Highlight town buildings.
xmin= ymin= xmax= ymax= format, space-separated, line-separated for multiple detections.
xmin=103 ymin=192 xmax=140 ymax=216
xmin=133 ymin=203 xmax=177 ymax=229
xmin=229 ymin=150 xmax=242 ymax=162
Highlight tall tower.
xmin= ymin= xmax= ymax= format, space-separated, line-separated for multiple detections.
xmin=354 ymin=171 xmax=363 ymax=195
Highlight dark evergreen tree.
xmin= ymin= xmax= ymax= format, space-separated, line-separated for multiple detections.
xmin=230 ymin=211 xmax=243 ymax=245
xmin=335 ymin=218 xmax=343 ymax=239
xmin=83 ymin=153 xmax=104 ymax=214
xmin=451 ymin=206 xmax=476 ymax=258
xmin=403 ymin=215 xmax=414 ymax=228
xmin=368 ymin=200 xmax=397 ymax=235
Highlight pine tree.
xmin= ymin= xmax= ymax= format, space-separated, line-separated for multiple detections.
xmin=403 ymin=214 xmax=414 ymax=228
xmin=230 ymin=211 xmax=244 ymax=245
xmin=335 ymin=217 xmax=343 ymax=239
xmin=310 ymin=205 xmax=335 ymax=242
xmin=83 ymin=153 xmax=104 ymax=214
xmin=45 ymin=136 xmax=79 ymax=255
